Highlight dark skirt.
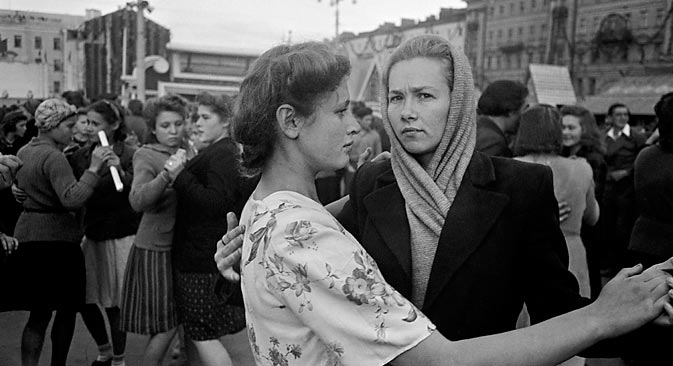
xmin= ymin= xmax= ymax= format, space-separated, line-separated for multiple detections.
xmin=174 ymin=270 xmax=246 ymax=341
xmin=120 ymin=245 xmax=177 ymax=335
xmin=0 ymin=241 xmax=85 ymax=311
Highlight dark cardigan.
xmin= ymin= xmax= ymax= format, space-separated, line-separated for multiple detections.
xmin=69 ymin=141 xmax=140 ymax=241
xmin=172 ymin=138 xmax=255 ymax=273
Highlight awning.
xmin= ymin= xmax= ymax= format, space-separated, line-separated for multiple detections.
xmin=581 ymin=74 xmax=673 ymax=115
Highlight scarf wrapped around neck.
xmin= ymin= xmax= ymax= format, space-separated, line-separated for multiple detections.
xmin=380 ymin=43 xmax=476 ymax=308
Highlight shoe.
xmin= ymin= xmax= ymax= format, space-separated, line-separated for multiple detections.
xmin=91 ymin=359 xmax=112 ymax=366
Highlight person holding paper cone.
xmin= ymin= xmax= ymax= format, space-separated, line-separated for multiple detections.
xmin=69 ymin=100 xmax=139 ymax=366
xmin=11 ymin=99 xmax=112 ymax=366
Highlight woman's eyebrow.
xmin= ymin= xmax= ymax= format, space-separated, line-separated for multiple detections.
xmin=334 ymin=99 xmax=350 ymax=110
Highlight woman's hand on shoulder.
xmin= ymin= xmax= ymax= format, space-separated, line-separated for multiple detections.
xmin=0 ymin=232 xmax=19 ymax=255
xmin=357 ymin=148 xmax=390 ymax=169
xmin=215 ymin=212 xmax=245 ymax=282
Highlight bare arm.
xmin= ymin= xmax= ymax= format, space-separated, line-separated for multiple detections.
xmin=394 ymin=265 xmax=673 ymax=366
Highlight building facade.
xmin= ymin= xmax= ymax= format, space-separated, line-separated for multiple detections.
xmin=82 ymin=8 xmax=170 ymax=100
xmin=465 ymin=0 xmax=673 ymax=106
xmin=0 ymin=9 xmax=85 ymax=99
xmin=340 ymin=8 xmax=466 ymax=106
xmin=156 ymin=43 xmax=259 ymax=99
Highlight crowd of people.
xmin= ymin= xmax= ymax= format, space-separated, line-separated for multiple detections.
xmin=0 ymin=92 xmax=252 ymax=366
xmin=0 ymin=33 xmax=672 ymax=366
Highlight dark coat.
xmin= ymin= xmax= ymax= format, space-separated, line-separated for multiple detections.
xmin=338 ymin=152 xmax=585 ymax=340
xmin=476 ymin=116 xmax=512 ymax=158
xmin=173 ymin=138 xmax=254 ymax=273
xmin=629 ymin=145 xmax=673 ymax=260
xmin=338 ymin=152 xmax=667 ymax=357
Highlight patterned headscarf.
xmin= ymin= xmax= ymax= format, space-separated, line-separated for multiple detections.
xmin=380 ymin=35 xmax=476 ymax=307
xmin=34 ymin=98 xmax=77 ymax=131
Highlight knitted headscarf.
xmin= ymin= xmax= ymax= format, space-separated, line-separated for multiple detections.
xmin=381 ymin=35 xmax=476 ymax=307
xmin=34 ymin=98 xmax=77 ymax=131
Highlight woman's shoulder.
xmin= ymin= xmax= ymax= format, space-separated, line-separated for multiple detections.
xmin=246 ymin=192 xmax=339 ymax=229
xmin=242 ymin=192 xmax=354 ymax=265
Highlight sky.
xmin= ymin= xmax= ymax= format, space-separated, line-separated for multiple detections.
xmin=2 ymin=0 xmax=466 ymax=52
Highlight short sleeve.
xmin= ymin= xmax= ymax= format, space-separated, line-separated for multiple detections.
xmin=259 ymin=208 xmax=434 ymax=365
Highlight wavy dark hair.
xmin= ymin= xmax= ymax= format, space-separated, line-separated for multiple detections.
xmin=559 ymin=105 xmax=606 ymax=154
xmin=513 ymin=104 xmax=562 ymax=156
xmin=142 ymin=94 xmax=189 ymax=144
xmin=233 ymin=42 xmax=351 ymax=175
xmin=1 ymin=110 xmax=29 ymax=136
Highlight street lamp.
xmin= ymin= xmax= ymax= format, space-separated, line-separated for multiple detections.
xmin=318 ymin=0 xmax=357 ymax=41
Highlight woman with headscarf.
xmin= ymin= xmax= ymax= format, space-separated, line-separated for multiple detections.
xmin=218 ymin=35 xmax=673 ymax=361
xmin=11 ymin=99 xmax=114 ymax=366
xmin=216 ymin=39 xmax=673 ymax=366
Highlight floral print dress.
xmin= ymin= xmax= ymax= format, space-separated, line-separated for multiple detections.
xmin=240 ymin=191 xmax=435 ymax=366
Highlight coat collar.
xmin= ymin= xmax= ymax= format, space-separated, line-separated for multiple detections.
xmin=363 ymin=152 xmax=509 ymax=310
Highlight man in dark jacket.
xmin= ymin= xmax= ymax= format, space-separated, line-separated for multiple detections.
xmin=476 ymin=80 xmax=529 ymax=157
xmin=602 ymin=103 xmax=647 ymax=275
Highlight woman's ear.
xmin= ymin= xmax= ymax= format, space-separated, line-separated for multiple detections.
xmin=276 ymin=104 xmax=303 ymax=139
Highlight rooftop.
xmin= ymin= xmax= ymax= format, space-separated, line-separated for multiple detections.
xmin=166 ymin=42 xmax=262 ymax=58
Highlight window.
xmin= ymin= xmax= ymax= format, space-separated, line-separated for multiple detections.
xmin=529 ymin=25 xmax=535 ymax=36
xmin=54 ymin=59 xmax=63 ymax=72
xmin=516 ymin=54 xmax=522 ymax=69
xmin=508 ymin=28 xmax=513 ymax=39
xmin=579 ymin=17 xmax=586 ymax=30
xmin=510 ymin=3 xmax=515 ymax=15
xmin=497 ymin=56 xmax=501 ymax=69
xmin=531 ymin=0 xmax=536 ymax=9
xmin=657 ymin=8 xmax=664 ymax=23
xmin=520 ymin=1 xmax=525 ymax=12
xmin=487 ymin=56 xmax=492 ymax=69
xmin=489 ymin=30 xmax=493 ymax=40
xmin=14 ymin=35 xmax=21 ymax=48
xmin=53 ymin=81 xmax=61 ymax=94
xmin=518 ymin=27 xmax=523 ymax=36
xmin=53 ymin=37 xmax=61 ymax=50
xmin=541 ymin=24 xmax=547 ymax=38
xmin=640 ymin=10 xmax=648 ymax=28
xmin=498 ymin=29 xmax=503 ymax=39
xmin=34 ymin=36 xmax=42 ymax=49
xmin=489 ymin=6 xmax=494 ymax=17
xmin=500 ymin=5 xmax=505 ymax=15
xmin=588 ymin=78 xmax=596 ymax=95
xmin=593 ymin=16 xmax=600 ymax=31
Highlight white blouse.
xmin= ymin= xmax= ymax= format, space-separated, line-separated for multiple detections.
xmin=240 ymin=191 xmax=435 ymax=366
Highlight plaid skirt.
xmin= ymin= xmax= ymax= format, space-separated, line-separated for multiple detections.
xmin=120 ymin=245 xmax=177 ymax=335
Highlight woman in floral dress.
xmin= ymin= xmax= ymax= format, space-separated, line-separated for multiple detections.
xmin=227 ymin=40 xmax=673 ymax=366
